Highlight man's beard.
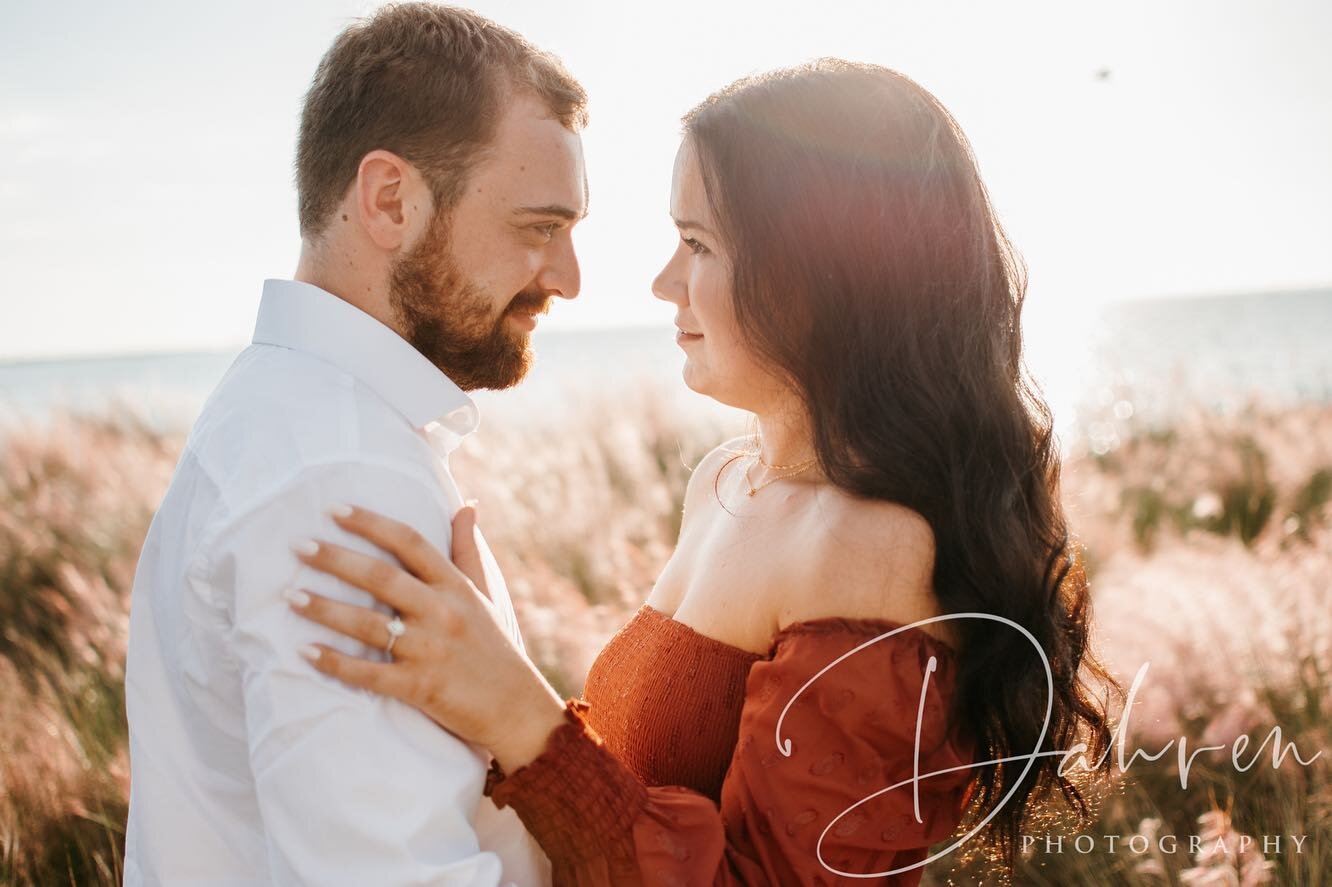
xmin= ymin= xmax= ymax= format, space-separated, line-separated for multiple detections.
xmin=388 ymin=210 xmax=548 ymax=391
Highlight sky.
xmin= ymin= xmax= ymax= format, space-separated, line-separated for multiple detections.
xmin=1 ymin=0 xmax=1329 ymax=361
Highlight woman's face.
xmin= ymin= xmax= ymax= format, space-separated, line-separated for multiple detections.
xmin=652 ymin=139 xmax=782 ymax=411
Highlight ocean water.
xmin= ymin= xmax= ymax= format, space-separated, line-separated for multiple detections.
xmin=0 ymin=325 xmax=703 ymax=433
xmin=1 ymin=287 xmax=1329 ymax=444
xmin=1082 ymin=286 xmax=1332 ymax=412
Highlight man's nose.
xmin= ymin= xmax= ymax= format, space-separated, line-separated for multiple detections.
xmin=539 ymin=237 xmax=581 ymax=300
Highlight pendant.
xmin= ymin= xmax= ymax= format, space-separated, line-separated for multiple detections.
xmin=747 ymin=487 xmax=756 ymax=496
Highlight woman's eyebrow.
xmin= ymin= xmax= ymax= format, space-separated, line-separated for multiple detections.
xmin=672 ymin=216 xmax=714 ymax=236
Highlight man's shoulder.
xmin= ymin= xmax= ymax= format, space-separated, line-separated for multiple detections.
xmin=185 ymin=344 xmax=434 ymax=503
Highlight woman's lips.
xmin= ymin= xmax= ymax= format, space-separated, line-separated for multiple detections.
xmin=675 ymin=329 xmax=703 ymax=344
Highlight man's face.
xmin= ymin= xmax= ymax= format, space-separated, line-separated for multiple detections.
xmin=389 ymin=92 xmax=587 ymax=391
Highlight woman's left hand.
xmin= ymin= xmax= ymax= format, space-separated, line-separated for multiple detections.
xmin=288 ymin=503 xmax=567 ymax=772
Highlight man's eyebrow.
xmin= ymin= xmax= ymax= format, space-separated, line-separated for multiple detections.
xmin=513 ymin=204 xmax=587 ymax=221
xmin=672 ymin=216 xmax=713 ymax=236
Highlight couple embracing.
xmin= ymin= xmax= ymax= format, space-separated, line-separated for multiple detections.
xmin=123 ymin=3 xmax=1116 ymax=885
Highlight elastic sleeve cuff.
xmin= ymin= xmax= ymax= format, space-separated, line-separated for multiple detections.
xmin=483 ymin=698 xmax=650 ymax=863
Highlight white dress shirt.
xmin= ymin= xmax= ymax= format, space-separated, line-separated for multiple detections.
xmin=123 ymin=279 xmax=551 ymax=886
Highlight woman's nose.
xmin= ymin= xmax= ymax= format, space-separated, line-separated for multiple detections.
xmin=651 ymin=255 xmax=686 ymax=306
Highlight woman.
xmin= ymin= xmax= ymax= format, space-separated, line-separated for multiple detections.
xmin=286 ymin=59 xmax=1119 ymax=884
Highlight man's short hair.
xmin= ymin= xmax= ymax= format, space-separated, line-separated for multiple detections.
xmin=295 ymin=2 xmax=588 ymax=242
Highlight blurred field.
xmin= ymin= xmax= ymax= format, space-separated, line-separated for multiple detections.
xmin=0 ymin=384 xmax=1328 ymax=885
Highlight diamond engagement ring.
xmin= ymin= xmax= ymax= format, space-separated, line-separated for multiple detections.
xmin=384 ymin=614 xmax=406 ymax=655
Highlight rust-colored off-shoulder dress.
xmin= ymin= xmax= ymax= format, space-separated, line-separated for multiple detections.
xmin=484 ymin=604 xmax=977 ymax=886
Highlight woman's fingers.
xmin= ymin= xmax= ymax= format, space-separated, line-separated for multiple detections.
xmin=286 ymin=589 xmax=408 ymax=655
xmin=299 ymin=643 xmax=414 ymax=700
xmin=294 ymin=540 xmax=429 ymax=615
xmin=450 ymin=504 xmax=490 ymax=601
xmin=330 ymin=506 xmax=452 ymax=585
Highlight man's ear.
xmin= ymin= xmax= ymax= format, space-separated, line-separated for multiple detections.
xmin=353 ymin=149 xmax=427 ymax=251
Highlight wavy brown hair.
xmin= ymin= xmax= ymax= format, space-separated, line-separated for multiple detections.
xmin=683 ymin=59 xmax=1123 ymax=873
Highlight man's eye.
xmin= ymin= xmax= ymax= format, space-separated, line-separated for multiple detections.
xmin=682 ymin=236 xmax=708 ymax=256
xmin=535 ymin=224 xmax=559 ymax=240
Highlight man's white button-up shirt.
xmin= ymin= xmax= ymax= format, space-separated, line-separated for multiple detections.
xmin=123 ymin=278 xmax=549 ymax=886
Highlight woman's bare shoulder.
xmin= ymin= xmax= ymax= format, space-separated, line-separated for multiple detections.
xmin=680 ymin=435 xmax=752 ymax=513
xmin=815 ymin=490 xmax=936 ymax=567
xmin=778 ymin=490 xmax=949 ymax=643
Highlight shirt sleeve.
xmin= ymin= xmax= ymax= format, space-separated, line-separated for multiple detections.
xmin=203 ymin=459 xmax=518 ymax=886
xmin=484 ymin=619 xmax=977 ymax=886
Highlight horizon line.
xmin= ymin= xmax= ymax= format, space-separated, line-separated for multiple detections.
xmin=2 ymin=281 xmax=1329 ymax=368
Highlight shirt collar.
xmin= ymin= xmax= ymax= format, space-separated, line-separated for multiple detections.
xmin=252 ymin=278 xmax=480 ymax=436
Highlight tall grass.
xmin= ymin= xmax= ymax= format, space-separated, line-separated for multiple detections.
xmin=0 ymin=385 xmax=1327 ymax=885
xmin=0 ymin=415 xmax=180 ymax=885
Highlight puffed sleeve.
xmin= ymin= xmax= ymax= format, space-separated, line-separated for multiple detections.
xmin=484 ymin=618 xmax=977 ymax=886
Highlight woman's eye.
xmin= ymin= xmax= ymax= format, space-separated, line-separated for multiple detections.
xmin=682 ymin=236 xmax=709 ymax=255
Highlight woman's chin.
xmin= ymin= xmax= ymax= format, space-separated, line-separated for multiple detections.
xmin=681 ymin=361 xmax=710 ymax=397
xmin=681 ymin=364 xmax=747 ymax=411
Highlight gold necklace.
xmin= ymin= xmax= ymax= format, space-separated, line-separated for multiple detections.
xmin=737 ymin=435 xmax=817 ymax=472
xmin=757 ymin=451 xmax=817 ymax=471
xmin=743 ymin=454 xmax=818 ymax=496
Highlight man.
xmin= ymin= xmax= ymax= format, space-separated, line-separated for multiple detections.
xmin=123 ymin=4 xmax=588 ymax=884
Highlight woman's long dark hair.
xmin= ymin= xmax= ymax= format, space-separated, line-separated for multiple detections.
xmin=684 ymin=59 xmax=1122 ymax=873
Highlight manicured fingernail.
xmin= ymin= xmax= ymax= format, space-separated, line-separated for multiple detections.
xmin=298 ymin=644 xmax=322 ymax=662
xmin=283 ymin=588 xmax=311 ymax=608
xmin=293 ymin=539 xmax=319 ymax=557
xmin=330 ymin=504 xmax=353 ymax=518
xmin=465 ymin=498 xmax=478 ymax=508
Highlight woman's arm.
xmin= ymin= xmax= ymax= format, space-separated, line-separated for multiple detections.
xmin=483 ymin=620 xmax=977 ymax=885
xmin=289 ymin=505 xmax=978 ymax=885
